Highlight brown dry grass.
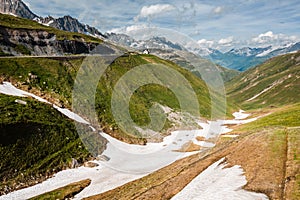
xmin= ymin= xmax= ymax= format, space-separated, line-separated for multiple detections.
xmin=196 ymin=136 xmax=205 ymax=141
xmin=84 ymin=125 xmax=299 ymax=200
xmin=30 ymin=179 xmax=91 ymax=200
xmin=174 ymin=141 xmax=201 ymax=152
xmin=284 ymin=129 xmax=300 ymax=200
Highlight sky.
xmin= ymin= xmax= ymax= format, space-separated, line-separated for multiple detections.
xmin=23 ymin=0 xmax=300 ymax=51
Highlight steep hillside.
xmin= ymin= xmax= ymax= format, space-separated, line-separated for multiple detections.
xmin=0 ymin=52 xmax=215 ymax=143
xmin=226 ymin=51 xmax=300 ymax=110
xmin=0 ymin=13 xmax=102 ymax=56
xmin=0 ymin=94 xmax=94 ymax=195
xmin=106 ymin=34 xmax=240 ymax=82
xmin=145 ymin=48 xmax=239 ymax=82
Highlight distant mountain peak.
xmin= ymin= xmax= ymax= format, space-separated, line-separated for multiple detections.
xmin=0 ymin=0 xmax=37 ymax=19
xmin=0 ymin=0 xmax=105 ymax=38
xmin=106 ymin=32 xmax=184 ymax=51
xmin=208 ymin=42 xmax=300 ymax=71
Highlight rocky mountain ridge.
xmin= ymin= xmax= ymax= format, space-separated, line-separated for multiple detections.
xmin=0 ymin=13 xmax=104 ymax=56
xmin=0 ymin=0 xmax=105 ymax=38
xmin=107 ymin=32 xmax=300 ymax=71
xmin=206 ymin=42 xmax=300 ymax=71
xmin=0 ymin=0 xmax=36 ymax=19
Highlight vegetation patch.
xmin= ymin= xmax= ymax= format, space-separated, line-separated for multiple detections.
xmin=226 ymin=51 xmax=300 ymax=109
xmin=0 ymin=53 xmax=214 ymax=143
xmin=30 ymin=179 xmax=91 ymax=200
xmin=0 ymin=94 xmax=92 ymax=195
xmin=14 ymin=44 xmax=31 ymax=55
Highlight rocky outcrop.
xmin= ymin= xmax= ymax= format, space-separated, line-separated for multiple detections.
xmin=0 ymin=0 xmax=106 ymax=39
xmin=84 ymin=161 xmax=99 ymax=168
xmin=0 ymin=0 xmax=37 ymax=19
xmin=0 ymin=26 xmax=99 ymax=55
xmin=39 ymin=15 xmax=106 ymax=38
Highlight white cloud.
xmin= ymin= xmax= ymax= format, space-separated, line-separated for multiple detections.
xmin=218 ymin=36 xmax=234 ymax=45
xmin=213 ymin=6 xmax=223 ymax=14
xmin=134 ymin=4 xmax=176 ymax=21
xmin=108 ymin=24 xmax=152 ymax=35
xmin=251 ymin=31 xmax=299 ymax=46
xmin=252 ymin=31 xmax=276 ymax=43
xmin=197 ymin=39 xmax=215 ymax=48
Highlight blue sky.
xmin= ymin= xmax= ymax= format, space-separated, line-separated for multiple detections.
xmin=23 ymin=0 xmax=300 ymax=51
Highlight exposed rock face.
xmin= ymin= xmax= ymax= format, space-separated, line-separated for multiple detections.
xmin=0 ymin=26 xmax=98 ymax=55
xmin=0 ymin=0 xmax=37 ymax=19
xmin=39 ymin=15 xmax=106 ymax=38
xmin=84 ymin=161 xmax=99 ymax=168
xmin=0 ymin=0 xmax=106 ymax=38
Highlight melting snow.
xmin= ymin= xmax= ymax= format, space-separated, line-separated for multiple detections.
xmin=232 ymin=109 xmax=250 ymax=120
xmin=246 ymin=78 xmax=286 ymax=102
xmin=0 ymin=83 xmax=262 ymax=199
xmin=172 ymin=158 xmax=269 ymax=200
xmin=43 ymin=20 xmax=54 ymax=27
xmin=0 ymin=82 xmax=89 ymax=124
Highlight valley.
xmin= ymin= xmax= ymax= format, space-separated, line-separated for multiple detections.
xmin=0 ymin=1 xmax=299 ymax=200
xmin=0 ymin=80 xmax=270 ymax=200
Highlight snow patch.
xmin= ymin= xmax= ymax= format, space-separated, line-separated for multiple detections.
xmin=256 ymin=45 xmax=280 ymax=57
xmin=43 ymin=20 xmax=54 ymax=26
xmin=172 ymin=158 xmax=269 ymax=200
xmin=232 ymin=109 xmax=250 ymax=120
xmin=53 ymin=105 xmax=89 ymax=124
xmin=0 ymin=83 xmax=260 ymax=199
xmin=246 ymin=79 xmax=285 ymax=101
xmin=0 ymin=82 xmax=49 ymax=103
xmin=0 ymin=82 xmax=89 ymax=124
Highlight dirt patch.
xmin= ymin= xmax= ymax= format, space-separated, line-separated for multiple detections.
xmin=196 ymin=136 xmax=205 ymax=141
xmin=174 ymin=141 xmax=201 ymax=152
xmin=284 ymin=129 xmax=300 ymax=200
xmin=225 ymin=129 xmax=286 ymax=199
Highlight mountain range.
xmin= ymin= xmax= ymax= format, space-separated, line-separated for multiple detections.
xmin=0 ymin=0 xmax=299 ymax=199
xmin=1 ymin=0 xmax=300 ymax=71
xmin=0 ymin=0 xmax=105 ymax=38
xmin=204 ymin=42 xmax=300 ymax=71
xmin=107 ymin=32 xmax=300 ymax=71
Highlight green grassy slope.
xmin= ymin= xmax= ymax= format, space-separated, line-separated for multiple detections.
xmin=0 ymin=57 xmax=83 ymax=104
xmin=95 ymin=54 xmax=214 ymax=141
xmin=216 ymin=65 xmax=240 ymax=82
xmin=0 ymin=94 xmax=92 ymax=195
xmin=0 ymin=53 xmax=216 ymax=143
xmin=0 ymin=13 xmax=102 ymax=44
xmin=226 ymin=51 xmax=300 ymax=110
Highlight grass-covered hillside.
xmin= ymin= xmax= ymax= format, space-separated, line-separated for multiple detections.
xmin=0 ymin=94 xmax=93 ymax=195
xmin=226 ymin=51 xmax=300 ymax=110
xmin=0 ymin=53 xmax=218 ymax=143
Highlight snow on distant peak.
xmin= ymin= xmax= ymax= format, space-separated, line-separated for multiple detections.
xmin=256 ymin=42 xmax=296 ymax=57
xmin=43 ymin=20 xmax=54 ymax=26
xmin=256 ymin=45 xmax=281 ymax=57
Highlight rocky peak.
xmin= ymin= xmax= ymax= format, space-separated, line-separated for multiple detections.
xmin=0 ymin=0 xmax=105 ymax=38
xmin=0 ymin=0 xmax=37 ymax=19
